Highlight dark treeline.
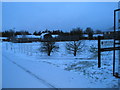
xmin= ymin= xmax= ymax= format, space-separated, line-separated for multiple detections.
xmin=2 ymin=27 xmax=103 ymax=39
xmin=2 ymin=30 xmax=31 ymax=37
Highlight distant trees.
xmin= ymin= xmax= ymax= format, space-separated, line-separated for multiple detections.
xmin=95 ymin=30 xmax=103 ymax=34
xmin=33 ymin=31 xmax=41 ymax=35
xmin=2 ymin=27 xmax=99 ymax=41
xmin=66 ymin=41 xmax=83 ymax=56
xmin=18 ymin=31 xmax=31 ymax=35
xmin=2 ymin=29 xmax=15 ymax=38
xmin=70 ymin=27 xmax=83 ymax=36
xmin=51 ymin=30 xmax=63 ymax=35
xmin=2 ymin=30 xmax=32 ymax=37
xmin=85 ymin=27 xmax=94 ymax=38
xmin=40 ymin=42 xmax=59 ymax=56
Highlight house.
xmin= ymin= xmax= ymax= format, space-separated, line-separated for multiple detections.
xmin=83 ymin=34 xmax=103 ymax=38
xmin=11 ymin=35 xmax=41 ymax=43
xmin=16 ymin=35 xmax=41 ymax=39
xmin=93 ymin=34 xmax=103 ymax=37
xmin=40 ymin=32 xmax=59 ymax=41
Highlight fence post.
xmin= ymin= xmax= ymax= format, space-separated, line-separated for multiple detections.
xmin=98 ymin=36 xmax=101 ymax=68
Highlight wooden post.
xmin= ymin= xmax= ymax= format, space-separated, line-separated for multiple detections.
xmin=98 ymin=36 xmax=101 ymax=68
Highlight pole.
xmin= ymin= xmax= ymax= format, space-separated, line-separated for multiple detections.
xmin=113 ymin=10 xmax=116 ymax=76
xmin=98 ymin=36 xmax=101 ymax=68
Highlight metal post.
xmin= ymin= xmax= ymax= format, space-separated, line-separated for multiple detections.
xmin=98 ymin=36 xmax=101 ymax=68
xmin=113 ymin=10 xmax=116 ymax=76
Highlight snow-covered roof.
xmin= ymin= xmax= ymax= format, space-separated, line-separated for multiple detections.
xmin=40 ymin=33 xmax=49 ymax=39
xmin=83 ymin=34 xmax=88 ymax=37
xmin=16 ymin=35 xmax=40 ymax=38
xmin=51 ymin=35 xmax=59 ymax=38
xmin=0 ymin=37 xmax=8 ymax=39
xmin=83 ymin=34 xmax=103 ymax=37
xmin=93 ymin=34 xmax=103 ymax=37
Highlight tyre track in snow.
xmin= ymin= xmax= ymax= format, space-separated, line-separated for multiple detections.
xmin=3 ymin=55 xmax=58 ymax=90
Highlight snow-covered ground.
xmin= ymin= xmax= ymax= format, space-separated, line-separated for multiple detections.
xmin=2 ymin=40 xmax=120 ymax=88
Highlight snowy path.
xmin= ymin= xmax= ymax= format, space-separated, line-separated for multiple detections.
xmin=2 ymin=54 xmax=56 ymax=88
xmin=2 ymin=50 xmax=101 ymax=88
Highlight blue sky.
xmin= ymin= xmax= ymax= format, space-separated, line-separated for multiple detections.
xmin=2 ymin=2 xmax=118 ymax=33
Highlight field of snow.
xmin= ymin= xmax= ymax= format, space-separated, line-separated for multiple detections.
xmin=2 ymin=40 xmax=120 ymax=88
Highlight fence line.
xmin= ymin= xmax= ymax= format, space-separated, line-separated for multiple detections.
xmin=5 ymin=43 xmax=41 ymax=57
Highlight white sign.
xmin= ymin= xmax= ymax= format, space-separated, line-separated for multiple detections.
xmin=100 ymin=40 xmax=114 ymax=48
xmin=101 ymin=40 xmax=114 ymax=46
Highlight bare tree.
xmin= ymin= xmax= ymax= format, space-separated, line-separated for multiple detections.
xmin=40 ymin=42 xmax=59 ymax=56
xmin=66 ymin=41 xmax=83 ymax=56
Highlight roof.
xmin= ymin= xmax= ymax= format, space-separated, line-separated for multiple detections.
xmin=51 ymin=35 xmax=59 ymax=38
xmin=0 ymin=37 xmax=8 ymax=39
xmin=16 ymin=35 xmax=41 ymax=38
xmin=83 ymin=34 xmax=103 ymax=37
xmin=40 ymin=33 xmax=49 ymax=39
xmin=93 ymin=34 xmax=103 ymax=37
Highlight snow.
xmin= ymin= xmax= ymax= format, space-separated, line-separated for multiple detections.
xmin=93 ymin=34 xmax=103 ymax=37
xmin=3 ymin=52 xmax=97 ymax=88
xmin=51 ymin=35 xmax=59 ymax=38
xmin=16 ymin=35 xmax=40 ymax=38
xmin=2 ymin=56 xmax=48 ymax=88
xmin=83 ymin=34 xmax=88 ymax=37
xmin=83 ymin=34 xmax=103 ymax=37
xmin=0 ymin=37 xmax=8 ymax=42
xmin=2 ymin=40 xmax=120 ymax=88
xmin=0 ymin=37 xmax=7 ymax=39
xmin=40 ymin=33 xmax=49 ymax=39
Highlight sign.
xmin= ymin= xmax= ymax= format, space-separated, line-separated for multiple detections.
xmin=100 ymin=40 xmax=114 ymax=48
xmin=101 ymin=40 xmax=114 ymax=45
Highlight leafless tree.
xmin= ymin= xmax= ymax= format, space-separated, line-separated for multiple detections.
xmin=66 ymin=41 xmax=84 ymax=56
xmin=40 ymin=42 xmax=59 ymax=56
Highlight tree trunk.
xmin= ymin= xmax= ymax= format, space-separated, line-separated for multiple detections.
xmin=74 ymin=51 xmax=76 ymax=56
xmin=48 ymin=51 xmax=51 ymax=56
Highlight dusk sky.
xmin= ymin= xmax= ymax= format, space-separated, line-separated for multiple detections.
xmin=2 ymin=2 xmax=118 ymax=33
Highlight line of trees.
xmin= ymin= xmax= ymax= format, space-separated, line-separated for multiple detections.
xmin=2 ymin=27 xmax=103 ymax=38
xmin=2 ymin=30 xmax=31 ymax=37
